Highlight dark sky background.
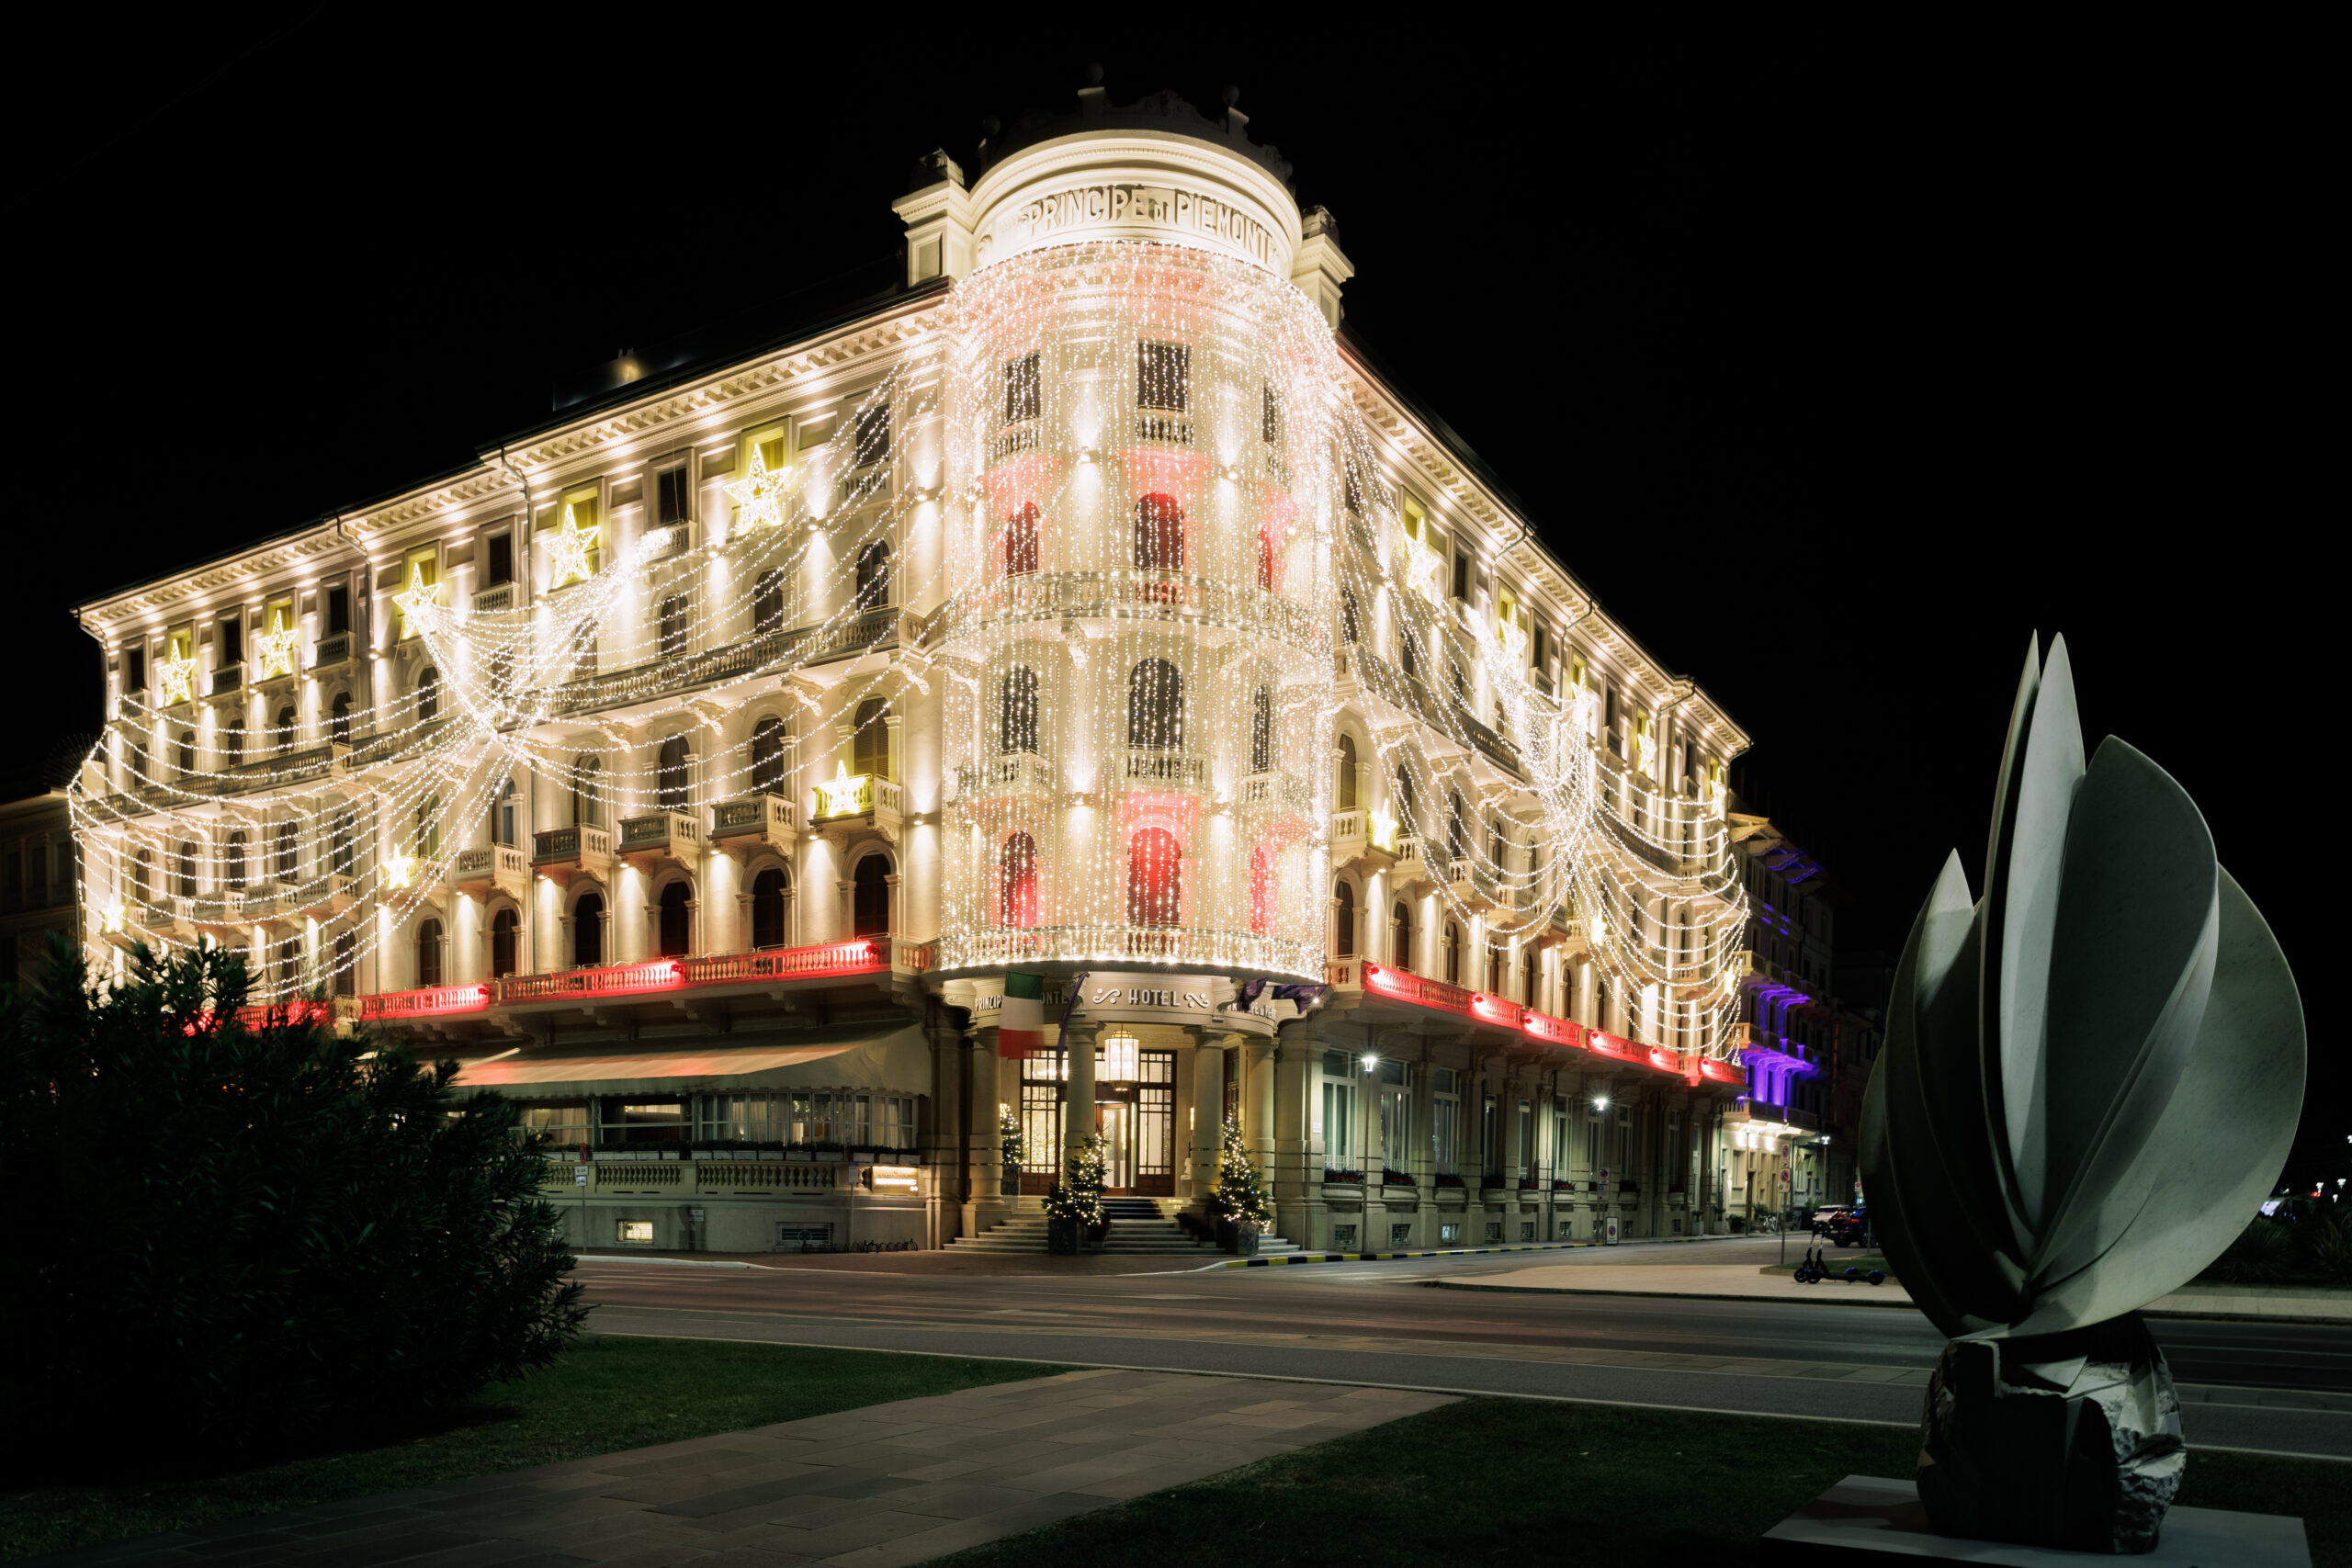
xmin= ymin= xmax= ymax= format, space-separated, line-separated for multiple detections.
xmin=6 ymin=17 xmax=2333 ymax=1183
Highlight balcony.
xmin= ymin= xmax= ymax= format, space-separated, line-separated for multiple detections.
xmin=1238 ymin=771 xmax=1311 ymax=821
xmin=311 ymin=634 xmax=354 ymax=671
xmin=471 ymin=582 xmax=515 ymax=613
xmin=619 ymin=810 xmax=703 ymax=867
xmin=1392 ymin=834 xmax=1438 ymax=892
xmin=808 ymin=770 xmax=903 ymax=840
xmin=209 ymin=664 xmax=243 ymax=695
xmin=1442 ymin=855 xmax=1503 ymax=914
xmin=710 ymin=794 xmax=798 ymax=855
xmin=532 ymin=824 xmax=614 ymax=882
xmin=239 ymin=888 xmax=298 ymax=930
xmin=1133 ymin=412 xmax=1193 ymax=446
xmin=1122 ymin=748 xmax=1207 ymax=792
xmin=300 ymin=873 xmax=362 ymax=919
xmin=954 ymin=750 xmax=1056 ymax=804
xmin=455 ymin=844 xmax=530 ymax=901
xmin=190 ymin=892 xmax=244 ymax=932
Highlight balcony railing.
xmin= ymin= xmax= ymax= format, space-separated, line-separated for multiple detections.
xmin=210 ymin=664 xmax=243 ymax=694
xmin=455 ymin=844 xmax=529 ymax=897
xmin=1238 ymin=771 xmax=1311 ymax=818
xmin=1123 ymin=748 xmax=1206 ymax=790
xmin=710 ymin=793 xmax=798 ymax=846
xmin=954 ymin=751 xmax=1056 ymax=801
xmin=532 ymin=825 xmax=614 ymax=870
xmin=1134 ymin=412 xmax=1193 ymax=446
xmin=471 ymin=583 xmax=514 ymax=613
xmin=808 ymin=773 xmax=904 ymax=828
xmin=619 ymin=810 xmax=702 ymax=858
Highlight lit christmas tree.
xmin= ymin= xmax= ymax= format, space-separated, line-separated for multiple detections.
xmin=1208 ymin=1113 xmax=1273 ymax=1230
xmin=1046 ymin=1133 xmax=1107 ymax=1228
xmin=998 ymin=1104 xmax=1024 ymax=1186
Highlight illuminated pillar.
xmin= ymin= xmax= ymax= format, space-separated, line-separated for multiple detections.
xmin=1064 ymin=1022 xmax=1096 ymax=1160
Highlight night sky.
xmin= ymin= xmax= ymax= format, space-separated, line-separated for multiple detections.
xmin=7 ymin=20 xmax=2331 ymax=1182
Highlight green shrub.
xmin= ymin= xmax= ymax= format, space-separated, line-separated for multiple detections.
xmin=0 ymin=939 xmax=584 ymax=1468
xmin=2199 ymin=1206 xmax=2352 ymax=1286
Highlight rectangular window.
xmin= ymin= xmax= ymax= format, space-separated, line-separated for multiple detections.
xmin=659 ymin=595 xmax=687 ymax=660
xmin=218 ymin=615 xmax=243 ymax=666
xmin=1516 ymin=1100 xmax=1532 ymax=1176
xmin=753 ymin=427 xmax=787 ymax=477
xmin=1452 ymin=552 xmax=1470 ymax=603
xmin=484 ymin=534 xmax=514 ymax=588
xmin=1319 ymin=1050 xmax=1358 ymax=1173
xmin=1378 ymin=1060 xmax=1411 ymax=1174
xmin=1137 ymin=340 xmax=1190 ymax=412
xmin=1481 ymin=1095 xmax=1498 ymax=1178
xmin=656 ymin=467 xmax=693 ymax=527
xmin=399 ymin=547 xmax=437 ymax=640
xmin=125 ymin=645 xmax=146 ymax=693
xmin=1004 ymin=352 xmax=1042 ymax=424
xmin=522 ymin=1103 xmax=593 ymax=1146
xmin=325 ymin=584 xmax=351 ymax=635
xmin=616 ymin=1220 xmax=654 ymax=1244
xmin=259 ymin=596 xmax=297 ymax=676
xmin=1431 ymin=1068 xmax=1461 ymax=1175
xmin=1532 ymin=620 xmax=1548 ymax=671
xmin=1261 ymin=382 xmax=1281 ymax=445
xmin=854 ymin=402 xmax=890 ymax=467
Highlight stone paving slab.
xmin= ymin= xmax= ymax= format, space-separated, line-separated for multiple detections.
xmin=26 ymin=1371 xmax=1455 ymax=1568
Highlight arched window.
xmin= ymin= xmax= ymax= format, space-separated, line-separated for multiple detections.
xmin=175 ymin=840 xmax=198 ymax=898
xmin=752 ymin=569 xmax=787 ymax=636
xmin=491 ymin=907 xmax=519 ymax=978
xmin=999 ymin=831 xmax=1037 ymax=929
xmin=572 ymin=892 xmax=605 ymax=968
xmin=572 ymin=756 xmax=602 ymax=828
xmin=1126 ymin=659 xmax=1183 ymax=750
xmin=1340 ymin=588 xmax=1361 ymax=645
xmin=225 ymin=831 xmax=247 ymax=890
xmin=1250 ymin=686 xmax=1272 ymax=774
xmin=1127 ymin=828 xmax=1181 ymax=927
xmin=1444 ymin=921 xmax=1462 ymax=987
xmin=1396 ymin=763 xmax=1416 ymax=829
xmin=224 ymin=720 xmax=244 ymax=766
xmin=416 ymin=668 xmax=439 ymax=723
xmin=1337 ymin=734 xmax=1358 ymax=808
xmin=1399 ymin=630 xmax=1418 ymax=680
xmin=658 ymin=595 xmax=686 ymax=660
xmin=130 ymin=742 xmax=148 ymax=786
xmin=275 ymin=820 xmax=297 ymax=881
xmin=854 ymin=541 xmax=892 ymax=607
xmin=1335 ymin=881 xmax=1357 ymax=957
xmin=1248 ymin=843 xmax=1274 ymax=935
xmin=751 ymin=717 xmax=788 ymax=795
xmin=1487 ymin=942 xmax=1504 ymax=997
xmin=329 ymin=692 xmax=352 ymax=746
xmin=657 ymin=736 xmax=691 ymax=812
xmin=334 ymin=931 xmax=357 ymax=998
xmin=416 ymin=919 xmax=444 ymax=987
xmin=275 ymin=706 xmax=296 ymax=754
xmin=852 ymin=698 xmax=891 ymax=780
xmin=493 ymin=778 xmax=519 ymax=848
xmin=177 ymin=731 xmax=196 ymax=776
xmin=1001 ymin=666 xmax=1039 ymax=754
xmin=1133 ymin=493 xmax=1184 ymax=570
xmin=751 ymin=866 xmax=791 ymax=949
xmin=1002 ymin=503 xmax=1040 ymax=577
xmin=414 ymin=795 xmax=440 ymax=860
xmin=331 ymin=809 xmax=356 ymax=875
xmin=1257 ymin=527 xmax=1277 ymax=592
xmin=1447 ymin=790 xmax=1466 ymax=858
xmin=132 ymin=849 xmax=152 ymax=900
xmin=658 ymin=881 xmax=692 ymax=957
xmin=1391 ymin=902 xmax=1411 ymax=973
xmin=853 ymin=853 xmax=892 ymax=937
xmin=1522 ymin=947 xmax=1538 ymax=1007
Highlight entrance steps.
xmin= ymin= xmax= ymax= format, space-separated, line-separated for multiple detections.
xmin=951 ymin=1197 xmax=1302 ymax=1257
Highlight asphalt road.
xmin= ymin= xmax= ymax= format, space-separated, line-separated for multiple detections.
xmin=573 ymin=1237 xmax=2352 ymax=1460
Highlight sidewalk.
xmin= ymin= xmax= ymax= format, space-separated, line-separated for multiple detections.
xmin=1434 ymin=1264 xmax=2352 ymax=1323
xmin=31 ymin=1371 xmax=1453 ymax=1568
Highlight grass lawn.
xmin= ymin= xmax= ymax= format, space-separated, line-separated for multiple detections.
xmin=932 ymin=1400 xmax=2352 ymax=1568
xmin=1 ymin=1337 xmax=1060 ymax=1562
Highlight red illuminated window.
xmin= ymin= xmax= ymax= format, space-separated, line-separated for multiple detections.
xmin=1128 ymin=828 xmax=1181 ymax=927
xmin=1258 ymin=528 xmax=1277 ymax=591
xmin=1000 ymin=831 xmax=1038 ymax=928
xmin=1248 ymin=843 xmax=1274 ymax=935
xmin=1003 ymin=503 xmax=1040 ymax=577
xmin=1134 ymin=493 xmax=1184 ymax=571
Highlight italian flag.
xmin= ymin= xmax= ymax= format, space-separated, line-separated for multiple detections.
xmin=1000 ymin=972 xmax=1046 ymax=1059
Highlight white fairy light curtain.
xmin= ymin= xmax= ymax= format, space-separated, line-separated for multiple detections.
xmin=73 ymin=226 xmax=1748 ymax=1057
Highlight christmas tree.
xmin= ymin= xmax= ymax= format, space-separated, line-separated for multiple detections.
xmin=1046 ymin=1133 xmax=1107 ymax=1227
xmin=1208 ymin=1113 xmax=1273 ymax=1230
xmin=998 ymin=1103 xmax=1024 ymax=1175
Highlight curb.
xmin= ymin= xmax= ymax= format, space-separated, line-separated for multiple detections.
xmin=574 ymin=1254 xmax=769 ymax=1269
xmin=1423 ymin=1280 xmax=1917 ymax=1308
xmin=1218 ymin=1241 xmax=1602 ymax=1269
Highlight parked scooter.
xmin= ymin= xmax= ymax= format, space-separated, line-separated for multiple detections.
xmin=1792 ymin=1244 xmax=1885 ymax=1286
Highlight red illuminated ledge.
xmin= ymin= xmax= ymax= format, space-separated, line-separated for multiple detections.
xmin=1358 ymin=962 xmax=1717 ymax=1080
xmin=334 ymin=938 xmax=909 ymax=1022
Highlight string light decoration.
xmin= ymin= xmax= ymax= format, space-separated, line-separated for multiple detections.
xmin=68 ymin=189 xmax=1751 ymax=1057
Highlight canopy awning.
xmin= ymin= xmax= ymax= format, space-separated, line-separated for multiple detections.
xmin=449 ymin=1022 xmax=931 ymax=1100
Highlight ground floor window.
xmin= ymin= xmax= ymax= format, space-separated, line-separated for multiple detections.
xmin=616 ymin=1220 xmax=653 ymax=1244
xmin=776 ymin=1223 xmax=833 ymax=1252
xmin=521 ymin=1102 xmax=591 ymax=1147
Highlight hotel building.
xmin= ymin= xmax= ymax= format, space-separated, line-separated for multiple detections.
xmin=70 ymin=82 xmax=1786 ymax=1255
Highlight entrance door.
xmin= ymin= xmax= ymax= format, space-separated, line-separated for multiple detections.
xmin=1097 ymin=1102 xmax=1136 ymax=1191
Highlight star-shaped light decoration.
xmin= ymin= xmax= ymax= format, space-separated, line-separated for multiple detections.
xmin=723 ymin=444 xmax=792 ymax=532
xmin=1496 ymin=614 xmax=1527 ymax=669
xmin=254 ymin=609 xmax=300 ymax=680
xmin=156 ymin=650 xmax=198 ymax=705
xmin=1635 ymin=728 xmax=1657 ymax=779
xmin=818 ymin=761 xmax=869 ymax=819
xmin=1403 ymin=532 xmax=1442 ymax=604
xmin=1588 ymin=911 xmax=1607 ymax=948
xmin=382 ymin=850 xmax=416 ymax=889
xmin=546 ymin=502 xmax=600 ymax=589
xmin=101 ymin=902 xmax=128 ymax=935
xmin=393 ymin=560 xmax=442 ymax=637
xmin=1368 ymin=807 xmax=1398 ymax=853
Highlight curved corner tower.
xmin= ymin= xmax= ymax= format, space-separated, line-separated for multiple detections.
xmin=932 ymin=114 xmax=1334 ymax=984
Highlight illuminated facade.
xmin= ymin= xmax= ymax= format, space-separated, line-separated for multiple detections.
xmin=70 ymin=84 xmax=1770 ymax=1252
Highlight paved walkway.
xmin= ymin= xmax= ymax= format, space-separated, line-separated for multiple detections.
xmin=39 ymin=1371 xmax=1453 ymax=1568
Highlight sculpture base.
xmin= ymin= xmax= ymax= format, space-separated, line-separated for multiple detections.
xmin=1919 ymin=1314 xmax=2186 ymax=1553
xmin=1762 ymin=1476 xmax=2308 ymax=1565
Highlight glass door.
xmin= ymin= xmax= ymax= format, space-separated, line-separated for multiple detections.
xmin=1097 ymin=1102 xmax=1136 ymax=1191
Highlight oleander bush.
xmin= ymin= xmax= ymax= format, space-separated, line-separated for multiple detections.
xmin=2199 ymin=1203 xmax=2352 ymax=1286
xmin=0 ymin=938 xmax=584 ymax=1469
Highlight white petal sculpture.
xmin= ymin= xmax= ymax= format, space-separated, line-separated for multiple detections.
xmin=1860 ymin=635 xmax=2305 ymax=1553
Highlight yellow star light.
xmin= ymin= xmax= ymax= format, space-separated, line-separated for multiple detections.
xmin=1404 ymin=533 xmax=1442 ymax=604
xmin=1368 ymin=808 xmax=1398 ymax=852
xmin=723 ymin=444 xmax=792 ymax=531
xmin=394 ymin=560 xmax=442 ymax=637
xmin=254 ymin=609 xmax=300 ymax=680
xmin=547 ymin=502 xmax=600 ymax=589
xmin=382 ymin=851 xmax=416 ymax=889
xmin=819 ymin=761 xmax=869 ymax=818
xmin=157 ymin=652 xmax=198 ymax=705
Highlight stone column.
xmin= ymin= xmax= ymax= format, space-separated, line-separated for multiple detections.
xmin=967 ymin=1031 xmax=1012 ymax=1236
xmin=1193 ymin=1042 xmax=1226 ymax=1208
xmin=1064 ymin=1023 xmax=1096 ymax=1162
